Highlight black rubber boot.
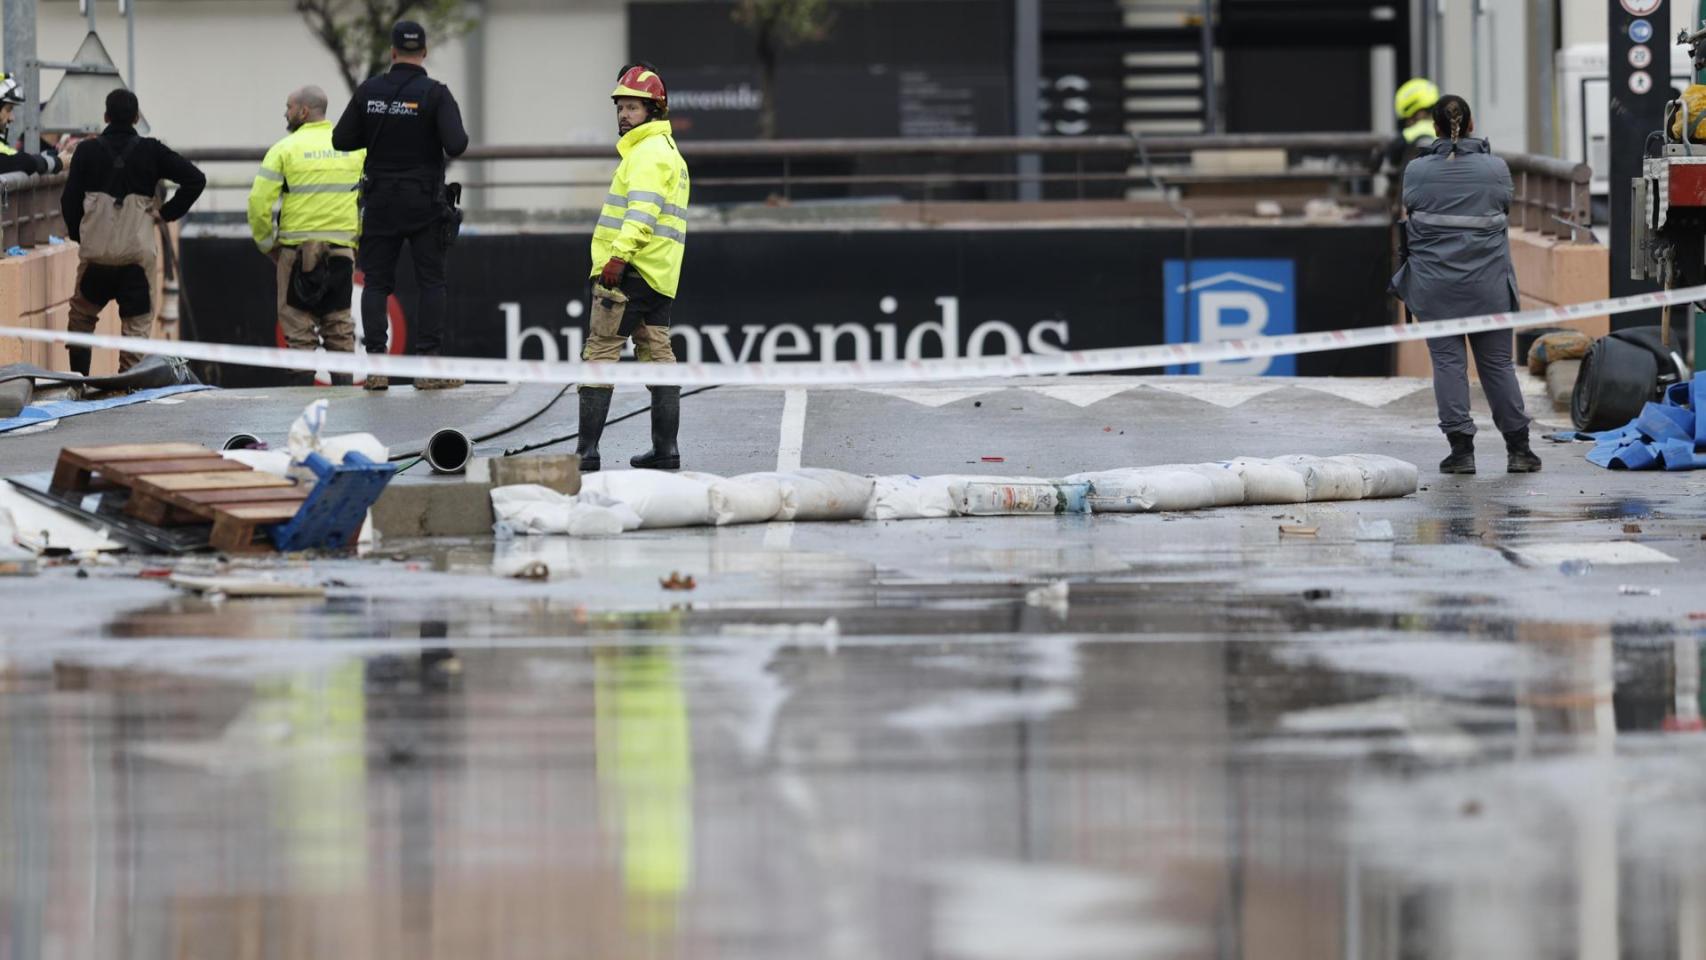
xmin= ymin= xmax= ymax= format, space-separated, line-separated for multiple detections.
xmin=1440 ymin=431 xmax=1476 ymax=474
xmin=576 ymin=386 xmax=613 ymax=473
xmin=630 ymin=386 xmax=681 ymax=470
xmin=67 ymin=347 xmax=91 ymax=377
xmin=1505 ymin=427 xmax=1543 ymax=473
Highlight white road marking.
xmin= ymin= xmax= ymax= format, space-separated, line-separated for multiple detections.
xmin=1022 ymin=383 xmax=1135 ymax=407
xmin=765 ymin=388 xmax=809 ymax=549
xmin=777 ymin=388 xmax=807 ymax=472
xmin=859 ymin=386 xmax=1002 ymax=408
xmin=1511 ymin=542 xmax=1677 ymax=567
xmin=1144 ymin=380 xmax=1287 ymax=408
xmin=1293 ymin=378 xmax=1430 ymax=407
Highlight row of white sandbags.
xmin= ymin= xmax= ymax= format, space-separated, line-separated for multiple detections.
xmin=490 ymin=455 xmax=1418 ymax=535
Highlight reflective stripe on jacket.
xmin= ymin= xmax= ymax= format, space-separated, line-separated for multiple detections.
xmin=1390 ymin=137 xmax=1518 ymax=321
xmin=247 ymin=121 xmax=365 ymax=252
xmin=590 ymin=120 xmax=690 ymax=298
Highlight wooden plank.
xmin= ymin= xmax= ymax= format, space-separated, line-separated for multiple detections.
xmin=177 ymin=488 xmax=310 ymax=507
xmin=210 ymin=514 xmax=263 ymax=553
xmin=62 ymin=443 xmax=210 ymax=462
xmin=100 ymin=458 xmax=245 ymax=478
xmin=218 ymin=504 xmax=305 ymax=522
xmin=138 ymin=472 xmax=296 ymax=493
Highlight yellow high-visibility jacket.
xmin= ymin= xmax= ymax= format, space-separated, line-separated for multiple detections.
xmin=247 ymin=120 xmax=365 ymax=252
xmin=591 ymin=120 xmax=689 ymax=298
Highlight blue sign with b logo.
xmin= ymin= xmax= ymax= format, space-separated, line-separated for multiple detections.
xmin=1162 ymin=259 xmax=1297 ymax=376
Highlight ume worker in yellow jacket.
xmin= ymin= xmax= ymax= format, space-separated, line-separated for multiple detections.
xmin=577 ymin=63 xmax=690 ymax=472
xmin=247 ymin=85 xmax=365 ymax=385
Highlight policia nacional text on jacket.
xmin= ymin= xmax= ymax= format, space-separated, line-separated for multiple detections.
xmin=331 ymin=20 xmax=468 ymax=390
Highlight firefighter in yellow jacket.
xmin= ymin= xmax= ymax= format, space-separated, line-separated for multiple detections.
xmin=578 ymin=62 xmax=690 ymax=472
xmin=247 ymin=85 xmax=365 ymax=385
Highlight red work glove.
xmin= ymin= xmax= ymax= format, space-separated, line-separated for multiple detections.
xmin=599 ymin=257 xmax=627 ymax=288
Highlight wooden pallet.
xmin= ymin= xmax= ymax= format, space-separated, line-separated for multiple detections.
xmin=50 ymin=442 xmax=308 ymax=553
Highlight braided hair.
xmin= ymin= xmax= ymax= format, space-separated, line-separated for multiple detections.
xmin=1431 ymin=95 xmax=1472 ymax=154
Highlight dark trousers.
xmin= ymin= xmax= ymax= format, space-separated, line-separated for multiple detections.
xmin=1426 ymin=329 xmax=1531 ymax=436
xmin=359 ymin=181 xmax=447 ymax=356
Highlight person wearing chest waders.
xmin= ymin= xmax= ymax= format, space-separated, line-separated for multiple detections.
xmin=1390 ymin=95 xmax=1541 ymax=476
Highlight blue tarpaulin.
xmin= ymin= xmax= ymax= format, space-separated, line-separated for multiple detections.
xmin=1554 ymin=372 xmax=1705 ymax=471
xmin=0 ymin=384 xmax=215 ymax=435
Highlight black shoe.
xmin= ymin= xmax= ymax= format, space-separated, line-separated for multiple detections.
xmin=577 ymin=386 xmax=613 ymax=473
xmin=1440 ymin=431 xmax=1476 ymax=474
xmin=630 ymin=385 xmax=681 ymax=470
xmin=1504 ymin=427 xmax=1543 ymax=473
xmin=67 ymin=346 xmax=91 ymax=378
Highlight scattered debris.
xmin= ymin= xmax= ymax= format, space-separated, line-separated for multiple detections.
xmin=1302 ymin=588 xmax=1333 ymax=601
xmin=1355 ymin=519 xmax=1395 ymax=541
xmin=1618 ymin=585 xmax=1661 ymax=597
xmin=660 ymin=571 xmax=697 ymax=591
xmin=1279 ymin=524 xmax=1319 ymax=537
xmin=1623 ymin=523 xmax=1644 ymax=534
xmin=0 ymin=546 xmax=38 ymax=577
xmin=1460 ymin=799 xmax=1483 ymax=817
xmin=510 ymin=560 xmax=551 ymax=581
xmin=1559 ymin=559 xmax=1594 ymax=576
xmin=1024 ymin=581 xmax=1069 ymax=614
xmin=167 ymin=575 xmax=326 ymax=599
xmin=981 ymin=456 xmax=1006 ymax=463
xmin=137 ymin=568 xmax=173 ymax=579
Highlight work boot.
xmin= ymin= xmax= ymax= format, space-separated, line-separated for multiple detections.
xmin=1440 ymin=432 xmax=1476 ymax=474
xmin=363 ymin=375 xmax=389 ymax=392
xmin=630 ymin=385 xmax=681 ymax=470
xmin=577 ymin=386 xmax=613 ymax=473
xmin=1504 ymin=427 xmax=1543 ymax=473
xmin=67 ymin=346 xmax=91 ymax=377
xmin=413 ymin=378 xmax=465 ymax=391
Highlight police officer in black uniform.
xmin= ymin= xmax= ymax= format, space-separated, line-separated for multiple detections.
xmin=332 ymin=20 xmax=469 ymax=390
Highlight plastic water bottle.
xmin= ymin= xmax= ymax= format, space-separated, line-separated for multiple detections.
xmin=1559 ymin=559 xmax=1593 ymax=576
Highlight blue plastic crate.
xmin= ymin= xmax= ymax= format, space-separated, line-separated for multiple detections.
xmin=267 ymin=451 xmax=397 ymax=552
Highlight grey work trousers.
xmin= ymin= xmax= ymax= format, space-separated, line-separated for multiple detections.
xmin=1425 ymin=329 xmax=1531 ymax=437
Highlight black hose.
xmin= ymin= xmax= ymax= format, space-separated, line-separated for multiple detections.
xmin=502 ymin=385 xmax=720 ymax=456
xmin=386 ymin=382 xmax=570 ymax=463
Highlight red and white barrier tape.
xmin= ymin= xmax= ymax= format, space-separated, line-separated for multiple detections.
xmin=4 ymin=284 xmax=1700 ymax=387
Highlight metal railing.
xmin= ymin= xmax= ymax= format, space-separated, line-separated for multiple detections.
xmin=0 ymin=171 xmax=67 ymax=248
xmin=1505 ymin=152 xmax=1594 ymax=241
xmin=3 ymin=135 xmax=1595 ymax=244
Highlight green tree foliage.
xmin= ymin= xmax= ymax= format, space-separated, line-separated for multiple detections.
xmin=296 ymin=0 xmax=476 ymax=94
xmin=732 ymin=0 xmax=836 ymax=138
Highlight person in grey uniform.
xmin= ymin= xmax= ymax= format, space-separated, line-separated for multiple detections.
xmin=1390 ymin=94 xmax=1541 ymax=475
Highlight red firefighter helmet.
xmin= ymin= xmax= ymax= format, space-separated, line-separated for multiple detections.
xmin=611 ymin=65 xmax=667 ymax=114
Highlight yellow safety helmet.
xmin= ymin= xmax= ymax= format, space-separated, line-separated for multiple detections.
xmin=1394 ymin=78 xmax=1439 ymax=119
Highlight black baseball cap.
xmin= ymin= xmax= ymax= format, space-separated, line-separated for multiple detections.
xmin=392 ymin=21 xmax=427 ymax=52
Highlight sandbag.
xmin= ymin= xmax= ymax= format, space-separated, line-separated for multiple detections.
xmin=1526 ymin=329 xmax=1592 ymax=374
xmin=1151 ymin=463 xmax=1246 ymax=506
xmin=1220 ymin=458 xmax=1309 ymax=504
xmin=1068 ymin=468 xmax=1216 ymax=513
xmin=706 ymin=474 xmax=786 ymax=526
xmin=1327 ymin=454 xmax=1419 ymax=499
xmin=866 ymin=475 xmax=959 ymax=520
xmin=952 ymin=480 xmax=1091 ymax=515
xmin=739 ymin=468 xmax=874 ymax=522
xmin=1275 ymin=455 xmax=1365 ymax=502
xmin=491 ymin=484 xmax=644 ymax=536
xmin=578 ymin=470 xmax=715 ymax=528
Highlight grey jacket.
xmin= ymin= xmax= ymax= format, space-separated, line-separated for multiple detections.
xmin=1389 ymin=138 xmax=1519 ymax=321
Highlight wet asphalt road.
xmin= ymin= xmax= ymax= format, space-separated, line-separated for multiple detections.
xmin=2 ymin=376 xmax=1705 ymax=959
